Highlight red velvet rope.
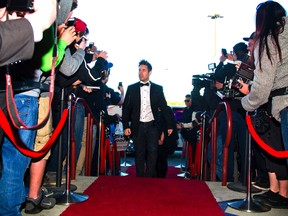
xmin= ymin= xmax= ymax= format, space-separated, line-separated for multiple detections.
xmin=246 ymin=115 xmax=288 ymax=158
xmin=0 ymin=108 xmax=68 ymax=159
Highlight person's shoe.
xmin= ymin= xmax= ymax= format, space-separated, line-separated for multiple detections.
xmin=25 ymin=191 xmax=56 ymax=214
xmin=252 ymin=181 xmax=270 ymax=191
xmin=253 ymin=190 xmax=288 ymax=209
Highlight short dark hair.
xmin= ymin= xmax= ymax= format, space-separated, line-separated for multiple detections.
xmin=139 ymin=59 xmax=152 ymax=72
xmin=71 ymin=0 xmax=78 ymax=11
xmin=185 ymin=94 xmax=191 ymax=98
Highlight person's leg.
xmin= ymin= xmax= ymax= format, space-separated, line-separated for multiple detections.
xmin=76 ymin=117 xmax=87 ymax=175
xmin=26 ymin=96 xmax=55 ymax=214
xmin=74 ymin=102 xmax=85 ymax=162
xmin=280 ymin=107 xmax=288 ymax=165
xmin=0 ymin=95 xmax=38 ymax=216
xmin=145 ymin=122 xmax=159 ymax=177
xmin=135 ymin=125 xmax=146 ymax=177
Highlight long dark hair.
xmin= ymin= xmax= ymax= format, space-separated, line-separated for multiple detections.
xmin=255 ymin=1 xmax=286 ymax=70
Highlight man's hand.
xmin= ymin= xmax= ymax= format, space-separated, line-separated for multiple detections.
xmin=59 ymin=25 xmax=77 ymax=45
xmin=124 ymin=128 xmax=131 ymax=136
xmin=238 ymin=80 xmax=250 ymax=95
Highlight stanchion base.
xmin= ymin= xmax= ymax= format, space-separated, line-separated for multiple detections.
xmin=174 ymin=164 xmax=184 ymax=168
xmin=55 ymin=191 xmax=89 ymax=205
xmin=228 ymin=198 xmax=271 ymax=212
xmin=177 ymin=172 xmax=185 ymax=177
xmin=44 ymin=183 xmax=77 ymax=194
xmin=120 ymin=162 xmax=132 ymax=167
xmin=227 ymin=182 xmax=261 ymax=193
xmin=120 ymin=172 xmax=128 ymax=176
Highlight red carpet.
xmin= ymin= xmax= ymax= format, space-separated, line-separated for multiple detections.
xmin=61 ymin=170 xmax=225 ymax=216
xmin=125 ymin=165 xmax=182 ymax=179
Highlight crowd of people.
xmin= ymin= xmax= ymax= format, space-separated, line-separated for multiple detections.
xmin=0 ymin=0 xmax=288 ymax=215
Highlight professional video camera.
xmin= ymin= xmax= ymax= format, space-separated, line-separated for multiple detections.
xmin=192 ymin=63 xmax=216 ymax=90
xmin=216 ymin=62 xmax=254 ymax=99
xmin=191 ymin=63 xmax=218 ymax=114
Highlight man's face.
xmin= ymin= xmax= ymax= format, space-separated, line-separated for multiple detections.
xmin=138 ymin=65 xmax=151 ymax=82
xmin=184 ymin=97 xmax=192 ymax=107
xmin=247 ymin=39 xmax=254 ymax=54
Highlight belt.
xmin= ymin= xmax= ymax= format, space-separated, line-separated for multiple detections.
xmin=139 ymin=120 xmax=154 ymax=125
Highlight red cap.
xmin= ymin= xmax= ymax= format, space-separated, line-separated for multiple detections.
xmin=74 ymin=18 xmax=87 ymax=33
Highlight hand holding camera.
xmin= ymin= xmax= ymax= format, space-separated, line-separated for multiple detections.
xmin=59 ymin=26 xmax=76 ymax=46
xmin=76 ymin=36 xmax=87 ymax=49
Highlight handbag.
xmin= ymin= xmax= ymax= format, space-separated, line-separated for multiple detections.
xmin=252 ymin=109 xmax=271 ymax=135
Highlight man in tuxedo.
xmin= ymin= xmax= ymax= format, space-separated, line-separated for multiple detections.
xmin=122 ymin=59 xmax=173 ymax=177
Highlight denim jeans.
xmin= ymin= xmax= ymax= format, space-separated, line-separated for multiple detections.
xmin=74 ymin=102 xmax=85 ymax=162
xmin=0 ymin=95 xmax=38 ymax=216
xmin=280 ymin=107 xmax=288 ymax=165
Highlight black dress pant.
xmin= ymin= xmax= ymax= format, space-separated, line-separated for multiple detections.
xmin=135 ymin=121 xmax=158 ymax=177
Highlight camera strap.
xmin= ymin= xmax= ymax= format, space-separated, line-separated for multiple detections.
xmin=5 ymin=63 xmax=55 ymax=130
xmin=270 ymin=86 xmax=288 ymax=97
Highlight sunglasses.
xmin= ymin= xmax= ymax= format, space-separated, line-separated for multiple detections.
xmin=184 ymin=99 xmax=191 ymax=102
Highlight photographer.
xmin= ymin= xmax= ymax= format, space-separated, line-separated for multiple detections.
xmin=214 ymin=42 xmax=250 ymax=182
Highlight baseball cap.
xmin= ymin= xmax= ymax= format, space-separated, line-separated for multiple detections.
xmin=74 ymin=17 xmax=87 ymax=33
xmin=243 ymin=32 xmax=255 ymax=41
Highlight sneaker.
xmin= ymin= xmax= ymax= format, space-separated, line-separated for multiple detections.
xmin=253 ymin=190 xmax=288 ymax=209
xmin=252 ymin=181 xmax=270 ymax=191
xmin=25 ymin=191 xmax=56 ymax=214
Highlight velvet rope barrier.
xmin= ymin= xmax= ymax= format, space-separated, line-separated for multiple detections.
xmin=246 ymin=114 xmax=288 ymax=158
xmin=0 ymin=108 xmax=68 ymax=159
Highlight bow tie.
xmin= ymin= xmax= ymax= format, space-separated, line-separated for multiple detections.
xmin=140 ymin=82 xmax=149 ymax=87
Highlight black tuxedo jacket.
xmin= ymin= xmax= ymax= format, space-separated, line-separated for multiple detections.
xmin=122 ymin=81 xmax=173 ymax=138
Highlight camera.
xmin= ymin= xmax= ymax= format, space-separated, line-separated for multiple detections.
xmin=192 ymin=73 xmax=215 ymax=90
xmin=66 ymin=18 xmax=76 ymax=27
xmin=221 ymin=48 xmax=227 ymax=57
xmin=231 ymin=62 xmax=254 ymax=89
xmin=7 ymin=0 xmax=34 ymax=13
xmin=208 ymin=63 xmax=216 ymax=71
xmin=88 ymin=42 xmax=94 ymax=49
xmin=76 ymin=36 xmax=88 ymax=46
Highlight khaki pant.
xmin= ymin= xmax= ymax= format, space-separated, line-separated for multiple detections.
xmin=34 ymin=96 xmax=52 ymax=160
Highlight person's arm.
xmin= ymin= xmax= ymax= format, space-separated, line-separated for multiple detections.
xmin=122 ymin=85 xmax=132 ymax=131
xmin=241 ymin=43 xmax=277 ymax=112
xmin=117 ymin=85 xmax=125 ymax=105
xmin=0 ymin=19 xmax=34 ymax=66
xmin=58 ymin=47 xmax=85 ymax=76
xmin=0 ymin=0 xmax=56 ymax=66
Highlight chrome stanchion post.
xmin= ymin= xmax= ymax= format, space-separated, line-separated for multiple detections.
xmin=227 ymin=112 xmax=270 ymax=212
xmin=121 ymin=139 xmax=133 ymax=167
xmin=56 ymin=94 xmax=89 ymax=205
xmin=174 ymin=135 xmax=186 ymax=169
xmin=97 ymin=110 xmax=104 ymax=176
xmin=177 ymin=140 xmax=190 ymax=178
xmin=199 ymin=111 xmax=206 ymax=180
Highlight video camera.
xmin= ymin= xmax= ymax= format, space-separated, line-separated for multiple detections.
xmin=192 ymin=73 xmax=215 ymax=90
xmin=7 ymin=0 xmax=34 ymax=13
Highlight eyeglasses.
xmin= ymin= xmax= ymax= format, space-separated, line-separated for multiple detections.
xmin=184 ymin=99 xmax=191 ymax=103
